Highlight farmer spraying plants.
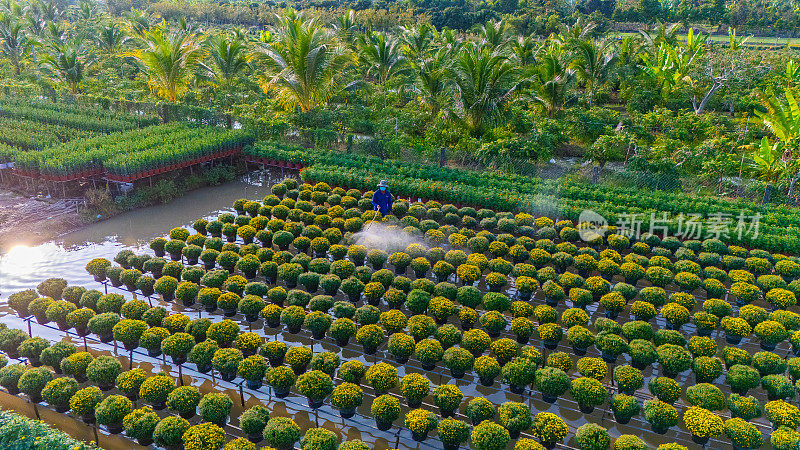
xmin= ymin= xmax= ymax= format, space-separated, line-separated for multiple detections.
xmin=372 ymin=180 xmax=393 ymax=216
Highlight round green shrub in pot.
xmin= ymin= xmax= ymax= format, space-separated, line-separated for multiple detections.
xmin=575 ymin=423 xmax=611 ymax=450
xmin=286 ymin=345 xmax=312 ymax=374
xmin=96 ymin=394 xmax=133 ymax=434
xmin=198 ymin=392 xmax=233 ymax=427
xmin=726 ymin=364 xmax=761 ymax=395
xmin=153 ymin=416 xmax=190 ymax=448
xmin=70 ymin=385 xmax=102 ymax=423
xmin=182 ymin=422 xmax=226 ymax=450
xmin=266 ymin=366 xmax=295 ymax=398
xmin=610 ymin=394 xmax=640 ymax=424
xmin=167 ymin=385 xmax=202 ymax=419
xmin=212 ymin=348 xmax=244 ymax=381
xmin=656 ymin=344 xmax=692 ymax=378
xmin=86 ymin=355 xmax=122 ymax=391
xmin=683 ymin=406 xmax=723 ymax=445
xmin=497 ymin=401 xmax=532 ymax=439
xmin=724 ymin=417 xmax=763 ymax=450
xmin=28 ymin=296 xmax=54 ymax=325
xmin=86 ymin=258 xmax=112 ymax=281
xmin=240 ymin=404 xmax=270 ymax=443
xmin=502 ymin=356 xmax=535 ymax=393
xmin=355 ymin=324 xmax=385 ymax=354
xmin=443 ymin=346 xmax=474 ymax=378
xmin=471 ymin=420 xmax=510 ymax=450
xmin=535 ymin=367 xmax=569 ymax=403
xmin=45 ymin=300 xmax=76 ymax=331
xmin=643 ymin=399 xmax=679 ymax=434
xmin=115 ymin=368 xmax=147 ymax=401
xmin=40 ymin=341 xmax=76 ymax=374
xmin=404 ymin=408 xmax=438 ymax=442
xmin=41 ymin=376 xmax=79 ymax=412
xmin=189 ymin=340 xmax=218 ymax=374
xmin=153 ymin=275 xmax=178 ymax=301
xmin=37 ymin=278 xmax=67 ymax=300
xmin=613 ymin=365 xmax=644 ymax=395
xmin=264 ymin=417 xmax=301 ymax=450
xmin=139 ymin=373 xmax=176 ymax=410
xmin=300 ymin=427 xmax=337 ymax=450
xmin=0 ymin=364 xmax=24 ymax=394
xmin=754 ymin=320 xmax=789 ymax=350
xmin=330 ymin=382 xmax=363 ymax=418
xmin=465 ymin=397 xmax=496 ymax=426
xmin=112 ymin=319 xmax=148 ymax=351
xmin=371 ymin=394 xmax=401 ymax=430
xmin=123 ymin=406 xmax=160 ymax=446
xmin=432 ymin=384 xmax=462 ymax=418
xmin=532 ymin=412 xmax=568 ymax=447
xmin=17 ymin=337 xmax=49 ymax=367
xmin=570 ymin=376 xmax=607 ymax=413
xmin=206 ymin=319 xmax=240 ymax=348
xmin=238 ymin=355 xmax=268 ymax=390
xmin=614 ymin=435 xmax=649 ymax=450
xmin=295 ymin=370 xmax=333 ymax=408
xmin=365 ymin=362 xmax=398 ymax=395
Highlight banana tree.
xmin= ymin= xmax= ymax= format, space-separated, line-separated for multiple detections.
xmin=756 ymin=88 xmax=800 ymax=201
xmin=749 ymin=137 xmax=788 ymax=204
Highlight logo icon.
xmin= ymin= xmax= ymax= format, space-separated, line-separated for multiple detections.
xmin=578 ymin=209 xmax=608 ymax=242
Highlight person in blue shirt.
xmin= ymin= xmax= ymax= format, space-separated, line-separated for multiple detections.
xmin=372 ymin=180 xmax=393 ymax=216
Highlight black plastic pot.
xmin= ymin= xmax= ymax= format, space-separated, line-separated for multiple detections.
xmin=220 ymin=371 xmax=237 ymax=382
xmin=338 ymin=407 xmax=356 ymax=419
xmin=186 ymin=257 xmax=199 ymax=266
xmin=274 ymin=386 xmax=290 ymax=398
xmin=376 ymin=420 xmax=393 ymax=431
xmin=151 ymin=401 xmax=166 ymax=411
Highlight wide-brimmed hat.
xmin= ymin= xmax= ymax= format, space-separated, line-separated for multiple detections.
xmin=377 ymin=180 xmax=389 ymax=188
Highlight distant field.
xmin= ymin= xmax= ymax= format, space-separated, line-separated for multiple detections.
xmin=617 ymin=31 xmax=800 ymax=47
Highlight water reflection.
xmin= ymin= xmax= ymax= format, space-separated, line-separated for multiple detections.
xmin=0 ymin=172 xmax=280 ymax=299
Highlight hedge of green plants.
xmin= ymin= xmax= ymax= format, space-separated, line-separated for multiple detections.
xmin=10 ymin=179 xmax=800 ymax=449
xmin=11 ymin=123 xmax=253 ymax=178
xmin=244 ymin=141 xmax=800 ymax=254
xmin=0 ymin=98 xmax=158 ymax=133
xmin=0 ymin=409 xmax=97 ymax=449
xmin=0 ymin=117 xmax=99 ymax=150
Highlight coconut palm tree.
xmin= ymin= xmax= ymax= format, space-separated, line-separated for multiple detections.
xmin=448 ymin=43 xmax=520 ymax=136
xmin=476 ymin=19 xmax=508 ymax=50
xmin=357 ymin=30 xmax=406 ymax=85
xmin=407 ymin=46 xmax=450 ymax=116
xmin=332 ymin=9 xmax=357 ymax=49
xmin=252 ymin=9 xmax=351 ymax=113
xmin=0 ymin=8 xmax=26 ymax=75
xmin=39 ymin=41 xmax=94 ymax=93
xmin=528 ymin=48 xmax=574 ymax=117
xmin=123 ymin=26 xmax=205 ymax=102
xmin=96 ymin=19 xmax=128 ymax=53
xmin=199 ymin=32 xmax=251 ymax=123
xmin=400 ymin=23 xmax=435 ymax=61
xmin=571 ymin=39 xmax=616 ymax=106
xmin=511 ymin=35 xmax=539 ymax=68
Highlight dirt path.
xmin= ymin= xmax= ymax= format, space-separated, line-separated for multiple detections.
xmin=0 ymin=189 xmax=83 ymax=250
